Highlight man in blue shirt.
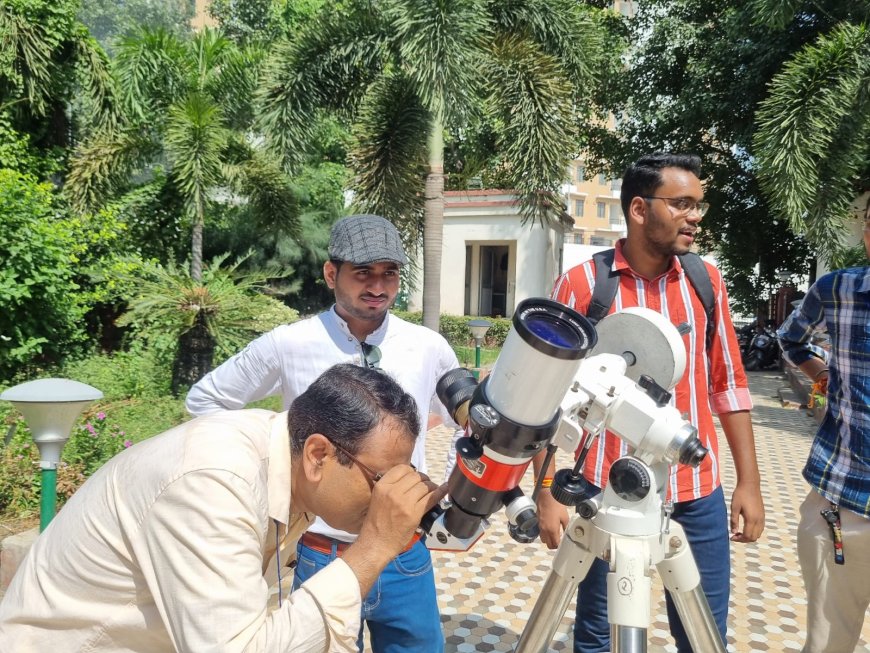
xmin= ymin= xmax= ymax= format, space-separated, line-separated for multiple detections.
xmin=777 ymin=214 xmax=870 ymax=653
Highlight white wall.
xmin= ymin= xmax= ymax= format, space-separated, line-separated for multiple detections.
xmin=407 ymin=191 xmax=568 ymax=316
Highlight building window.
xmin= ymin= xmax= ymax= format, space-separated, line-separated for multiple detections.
xmin=574 ymin=199 xmax=585 ymax=216
xmin=575 ymin=233 xmax=584 ymax=244
xmin=609 ymin=204 xmax=622 ymax=222
xmin=576 ymin=166 xmax=585 ymax=182
xmin=596 ymin=201 xmax=606 ymax=218
xmin=590 ymin=236 xmax=610 ymax=246
xmin=598 ymin=173 xmax=607 ymax=185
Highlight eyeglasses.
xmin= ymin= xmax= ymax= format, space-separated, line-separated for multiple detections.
xmin=643 ymin=196 xmax=709 ymax=217
xmin=327 ymin=438 xmax=385 ymax=487
xmin=361 ymin=343 xmax=382 ymax=370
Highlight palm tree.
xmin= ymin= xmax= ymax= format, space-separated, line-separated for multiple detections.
xmin=257 ymin=0 xmax=613 ymax=330
xmin=116 ymin=254 xmax=299 ymax=395
xmin=64 ymin=26 xmax=305 ymax=387
xmin=753 ymin=5 xmax=870 ymax=266
xmin=65 ymin=26 xmax=302 ymax=282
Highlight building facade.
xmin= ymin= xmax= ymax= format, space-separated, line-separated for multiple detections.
xmin=406 ymin=191 xmax=572 ymax=318
xmin=561 ymin=160 xmax=627 ymax=248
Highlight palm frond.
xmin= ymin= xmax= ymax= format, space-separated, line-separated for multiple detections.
xmin=489 ymin=0 xmax=605 ymax=89
xmin=187 ymin=27 xmax=234 ymax=94
xmin=486 ymin=34 xmax=574 ymax=227
xmin=222 ymin=149 xmax=305 ymax=240
xmin=113 ymin=26 xmax=190 ymax=122
xmin=348 ymin=73 xmax=429 ymax=237
xmin=210 ymin=42 xmax=266 ymax=129
xmin=164 ymin=92 xmax=228 ymax=216
xmin=383 ymin=0 xmax=489 ymax=119
xmin=0 ymin=5 xmax=55 ymax=115
xmin=256 ymin=4 xmax=388 ymax=169
xmin=65 ymin=129 xmax=153 ymax=212
xmin=72 ymin=32 xmax=120 ymax=132
xmin=754 ymin=22 xmax=870 ymax=261
xmin=116 ymin=255 xmax=298 ymax=356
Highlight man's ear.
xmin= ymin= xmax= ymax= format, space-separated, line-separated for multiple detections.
xmin=323 ymin=261 xmax=337 ymax=289
xmin=627 ymin=196 xmax=648 ymax=227
xmin=302 ymin=433 xmax=331 ymax=481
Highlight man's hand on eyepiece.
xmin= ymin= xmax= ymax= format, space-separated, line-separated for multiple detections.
xmin=343 ymin=466 xmax=447 ymax=597
xmin=360 ymin=466 xmax=448 ymax=557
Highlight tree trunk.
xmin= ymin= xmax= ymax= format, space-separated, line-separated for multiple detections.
xmin=190 ymin=199 xmax=204 ymax=283
xmin=171 ymin=311 xmax=215 ymax=397
xmin=422 ymin=113 xmax=445 ymax=332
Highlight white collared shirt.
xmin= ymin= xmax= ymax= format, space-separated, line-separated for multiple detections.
xmin=0 ymin=410 xmax=361 ymax=652
xmin=186 ymin=308 xmax=463 ymax=541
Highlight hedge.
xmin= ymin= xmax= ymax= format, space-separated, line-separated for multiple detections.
xmin=392 ymin=311 xmax=511 ymax=348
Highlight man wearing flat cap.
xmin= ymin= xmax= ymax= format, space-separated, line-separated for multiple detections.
xmin=187 ymin=214 xmax=463 ymax=652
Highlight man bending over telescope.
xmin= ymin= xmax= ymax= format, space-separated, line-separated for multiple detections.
xmin=0 ymin=364 xmax=446 ymax=653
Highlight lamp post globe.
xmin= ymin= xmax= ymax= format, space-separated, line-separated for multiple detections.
xmin=467 ymin=319 xmax=492 ymax=379
xmin=1 ymin=378 xmax=103 ymax=531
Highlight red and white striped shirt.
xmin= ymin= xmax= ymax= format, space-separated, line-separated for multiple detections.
xmin=551 ymin=240 xmax=752 ymax=502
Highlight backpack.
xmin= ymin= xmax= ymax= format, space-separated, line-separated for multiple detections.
xmin=586 ymin=249 xmax=716 ymax=351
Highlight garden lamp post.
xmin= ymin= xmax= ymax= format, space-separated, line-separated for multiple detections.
xmin=468 ymin=319 xmax=492 ymax=379
xmin=1 ymin=379 xmax=102 ymax=531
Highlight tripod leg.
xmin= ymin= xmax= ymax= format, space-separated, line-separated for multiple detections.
xmin=655 ymin=524 xmax=727 ymax=653
xmin=608 ymin=537 xmax=652 ymax=653
xmin=612 ymin=626 xmax=645 ymax=653
xmin=514 ymin=518 xmax=597 ymax=653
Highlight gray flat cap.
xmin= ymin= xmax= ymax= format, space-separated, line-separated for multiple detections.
xmin=328 ymin=214 xmax=408 ymax=265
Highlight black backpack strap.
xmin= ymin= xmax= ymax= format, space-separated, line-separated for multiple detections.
xmin=587 ymin=249 xmax=619 ymax=326
xmin=677 ymin=252 xmax=716 ymax=351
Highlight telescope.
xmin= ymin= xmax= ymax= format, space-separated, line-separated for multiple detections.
xmin=422 ymin=298 xmax=726 ymax=652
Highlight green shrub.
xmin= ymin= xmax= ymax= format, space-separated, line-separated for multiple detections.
xmin=62 ymin=341 xmax=174 ymax=401
xmin=392 ymin=311 xmax=511 ymax=348
xmin=0 ymin=170 xmax=87 ymax=379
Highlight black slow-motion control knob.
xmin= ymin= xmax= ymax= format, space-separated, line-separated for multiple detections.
xmin=549 ymin=468 xmax=598 ymax=507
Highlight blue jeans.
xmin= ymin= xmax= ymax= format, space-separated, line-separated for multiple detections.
xmin=293 ymin=537 xmax=444 ymax=653
xmin=574 ymin=485 xmax=730 ymax=653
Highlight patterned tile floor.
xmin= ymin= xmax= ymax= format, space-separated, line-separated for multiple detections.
xmin=371 ymin=371 xmax=870 ymax=653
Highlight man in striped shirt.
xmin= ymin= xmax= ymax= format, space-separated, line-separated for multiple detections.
xmin=777 ymin=214 xmax=870 ymax=653
xmin=536 ymin=153 xmax=765 ymax=652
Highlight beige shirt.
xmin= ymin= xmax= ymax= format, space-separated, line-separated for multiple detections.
xmin=0 ymin=410 xmax=362 ymax=652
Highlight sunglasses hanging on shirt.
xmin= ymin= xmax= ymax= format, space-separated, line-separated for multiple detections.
xmin=361 ymin=343 xmax=382 ymax=370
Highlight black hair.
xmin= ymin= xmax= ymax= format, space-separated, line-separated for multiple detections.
xmin=287 ymin=364 xmax=420 ymax=465
xmin=620 ymin=153 xmax=702 ymax=217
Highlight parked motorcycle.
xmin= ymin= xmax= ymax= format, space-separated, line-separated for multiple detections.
xmin=743 ymin=320 xmax=780 ymax=371
xmin=735 ymin=321 xmax=757 ymax=360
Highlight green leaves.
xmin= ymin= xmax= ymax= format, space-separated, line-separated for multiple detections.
xmin=0 ymin=170 xmax=85 ymax=378
xmin=350 ymin=73 xmax=429 ymax=230
xmin=486 ymin=33 xmax=574 ymax=226
xmin=116 ymin=255 xmax=299 ymax=359
xmin=754 ymin=22 xmax=870 ymax=262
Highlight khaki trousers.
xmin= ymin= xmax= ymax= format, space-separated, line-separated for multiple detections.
xmin=798 ymin=489 xmax=870 ymax=653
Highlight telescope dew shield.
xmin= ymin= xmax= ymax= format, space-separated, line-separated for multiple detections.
xmin=487 ymin=299 xmax=596 ymax=425
xmin=437 ymin=298 xmax=597 ymax=539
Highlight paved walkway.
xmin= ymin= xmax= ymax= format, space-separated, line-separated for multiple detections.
xmin=407 ymin=371 xmax=870 ymax=653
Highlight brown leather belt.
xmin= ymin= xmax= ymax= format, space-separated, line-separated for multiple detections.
xmin=300 ymin=531 xmax=421 ymax=556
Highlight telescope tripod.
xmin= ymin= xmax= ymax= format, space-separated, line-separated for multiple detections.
xmin=515 ymin=459 xmax=727 ymax=653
